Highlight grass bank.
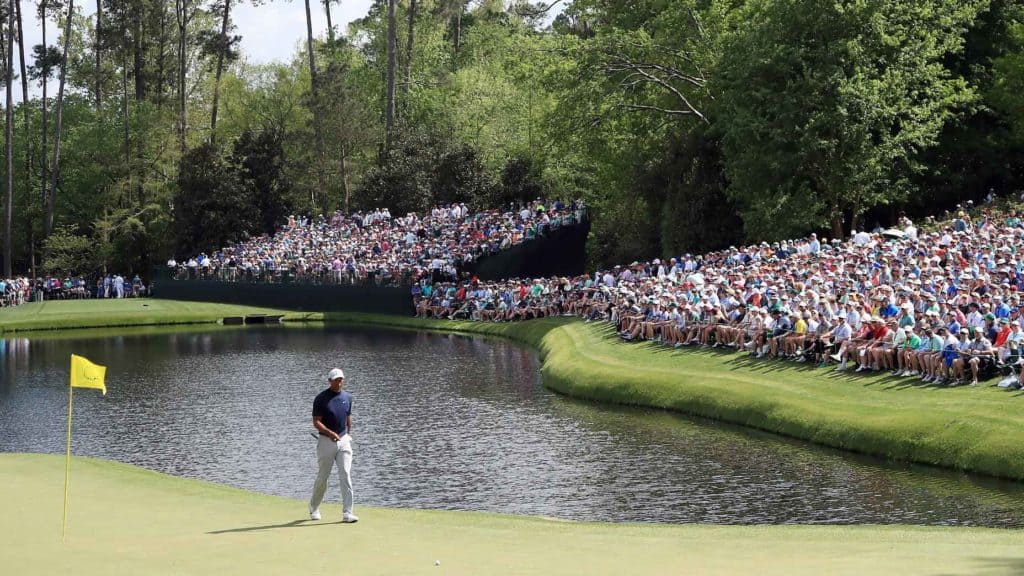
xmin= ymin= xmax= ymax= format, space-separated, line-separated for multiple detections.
xmin=325 ymin=312 xmax=1024 ymax=480
xmin=4 ymin=453 xmax=1024 ymax=576
xmin=0 ymin=299 xmax=320 ymax=333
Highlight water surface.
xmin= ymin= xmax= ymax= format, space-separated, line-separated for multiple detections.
xmin=2 ymin=325 xmax=1023 ymax=526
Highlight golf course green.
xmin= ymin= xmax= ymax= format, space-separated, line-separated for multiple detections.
xmin=0 ymin=298 xmax=316 ymax=332
xmin=5 ymin=299 xmax=1024 ymax=480
xmin=4 ymin=453 xmax=1024 ymax=576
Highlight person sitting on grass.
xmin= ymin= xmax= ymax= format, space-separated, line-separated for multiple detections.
xmin=870 ymin=320 xmax=904 ymax=373
xmin=796 ymin=311 xmax=825 ymax=363
xmin=618 ymin=300 xmax=649 ymax=341
xmin=719 ymin=304 xmax=755 ymax=350
xmin=964 ymin=331 xmax=995 ymax=386
xmin=891 ymin=326 xmax=921 ymax=375
xmin=833 ymin=317 xmax=873 ymax=371
xmin=855 ymin=317 xmax=892 ymax=372
xmin=949 ymin=328 xmax=974 ymax=385
xmin=761 ymin=307 xmax=790 ymax=356
xmin=734 ymin=306 xmax=764 ymax=353
xmin=779 ymin=311 xmax=808 ymax=358
xmin=994 ymin=318 xmax=1015 ymax=363
xmin=680 ymin=304 xmax=707 ymax=346
xmin=1003 ymin=320 xmax=1024 ymax=365
xmin=816 ymin=314 xmax=850 ymax=367
xmin=936 ymin=327 xmax=963 ymax=386
xmin=699 ymin=304 xmax=727 ymax=347
xmin=751 ymin=309 xmax=778 ymax=358
xmin=902 ymin=325 xmax=934 ymax=377
xmin=919 ymin=326 xmax=946 ymax=383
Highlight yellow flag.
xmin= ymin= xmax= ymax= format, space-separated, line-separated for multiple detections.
xmin=70 ymin=355 xmax=106 ymax=395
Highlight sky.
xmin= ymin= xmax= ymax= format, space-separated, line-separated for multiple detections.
xmin=13 ymin=0 xmax=376 ymax=98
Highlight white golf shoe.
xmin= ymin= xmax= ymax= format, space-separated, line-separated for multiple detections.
xmin=343 ymin=513 xmax=359 ymax=523
xmin=309 ymin=507 xmax=321 ymax=521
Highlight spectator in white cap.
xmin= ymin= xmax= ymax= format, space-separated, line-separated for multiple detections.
xmin=309 ymin=367 xmax=358 ymax=523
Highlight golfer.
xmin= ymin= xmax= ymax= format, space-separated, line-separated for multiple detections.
xmin=309 ymin=368 xmax=358 ymax=523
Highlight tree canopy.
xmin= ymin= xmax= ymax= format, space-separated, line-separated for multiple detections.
xmin=0 ymin=0 xmax=1020 ymax=276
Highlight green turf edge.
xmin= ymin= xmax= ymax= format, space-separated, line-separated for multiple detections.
xmin=320 ymin=312 xmax=1024 ymax=481
xmin=0 ymin=299 xmax=324 ymax=333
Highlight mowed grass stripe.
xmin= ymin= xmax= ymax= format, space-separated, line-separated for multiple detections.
xmin=4 ymin=453 xmax=1024 ymax=576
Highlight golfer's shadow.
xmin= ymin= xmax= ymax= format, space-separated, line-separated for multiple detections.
xmin=207 ymin=519 xmax=343 ymax=535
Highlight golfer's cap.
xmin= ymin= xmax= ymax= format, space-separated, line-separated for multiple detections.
xmin=328 ymin=368 xmax=345 ymax=381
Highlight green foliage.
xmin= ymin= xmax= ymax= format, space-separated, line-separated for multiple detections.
xmin=715 ymin=0 xmax=986 ymax=240
xmin=990 ymin=22 xmax=1024 ymax=143
xmin=355 ymin=128 xmax=496 ymax=213
xmin=41 ymin=225 xmax=94 ymax=276
xmin=637 ymin=131 xmax=742 ymax=256
xmin=431 ymin=144 xmax=496 ymax=206
xmin=3 ymin=0 xmax=1024 ymax=276
xmin=174 ymin=143 xmax=256 ymax=256
xmin=498 ymin=155 xmax=544 ymax=206
xmin=232 ymin=128 xmax=293 ymax=236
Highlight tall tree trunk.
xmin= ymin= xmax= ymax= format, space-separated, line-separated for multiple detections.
xmin=323 ymin=0 xmax=334 ymax=44
xmin=176 ymin=0 xmax=188 ymax=152
xmin=121 ymin=52 xmax=130 ymax=205
xmin=209 ymin=0 xmax=230 ymax=144
xmin=403 ymin=0 xmax=416 ymax=99
xmin=14 ymin=0 xmax=29 ymax=235
xmin=156 ymin=3 xmax=167 ymax=108
xmin=340 ymin=148 xmax=349 ymax=213
xmin=453 ymin=8 xmax=461 ymax=59
xmin=384 ymin=0 xmax=396 ymax=156
xmin=45 ymin=0 xmax=73 ymax=237
xmin=40 ymin=0 xmax=47 ymax=220
xmin=831 ymin=214 xmax=843 ymax=240
xmin=14 ymin=0 xmax=27 ymax=148
xmin=303 ymin=0 xmax=327 ymax=211
xmin=94 ymin=0 xmax=101 ymax=107
xmin=133 ymin=0 xmax=143 ymax=101
xmin=4 ymin=5 xmax=14 ymax=277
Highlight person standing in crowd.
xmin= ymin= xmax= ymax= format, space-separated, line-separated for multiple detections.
xmin=309 ymin=368 xmax=358 ymax=523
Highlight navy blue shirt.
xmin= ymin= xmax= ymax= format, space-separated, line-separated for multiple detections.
xmin=313 ymin=389 xmax=353 ymax=436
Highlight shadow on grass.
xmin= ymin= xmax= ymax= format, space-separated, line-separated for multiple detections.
xmin=933 ymin=555 xmax=1024 ymax=576
xmin=207 ymin=519 xmax=346 ymax=534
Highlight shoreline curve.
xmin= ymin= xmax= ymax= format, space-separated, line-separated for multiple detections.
xmin=4 ymin=299 xmax=1024 ymax=481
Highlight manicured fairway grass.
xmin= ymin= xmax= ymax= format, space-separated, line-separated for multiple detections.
xmin=0 ymin=299 xmax=318 ymax=332
xmin=3 ymin=453 xmax=1024 ymax=576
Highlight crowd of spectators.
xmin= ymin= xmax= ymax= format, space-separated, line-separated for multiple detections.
xmin=171 ymin=200 xmax=586 ymax=286
xmin=417 ymin=205 xmax=1024 ymax=387
xmin=0 ymin=274 xmax=149 ymax=309
xmin=0 ymin=277 xmax=32 ymax=308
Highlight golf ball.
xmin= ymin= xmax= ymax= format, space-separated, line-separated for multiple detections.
xmin=435 ymin=560 xmax=441 ymax=566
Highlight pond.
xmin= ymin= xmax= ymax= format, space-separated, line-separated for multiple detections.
xmin=2 ymin=325 xmax=1024 ymax=526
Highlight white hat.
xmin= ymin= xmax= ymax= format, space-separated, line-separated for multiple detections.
xmin=327 ymin=368 xmax=345 ymax=381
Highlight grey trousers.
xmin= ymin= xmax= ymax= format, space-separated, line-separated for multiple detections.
xmin=310 ymin=434 xmax=354 ymax=515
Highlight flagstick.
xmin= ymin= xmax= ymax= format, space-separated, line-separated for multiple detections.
xmin=62 ymin=384 xmax=73 ymax=543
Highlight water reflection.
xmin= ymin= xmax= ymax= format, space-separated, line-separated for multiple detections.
xmin=2 ymin=325 xmax=1023 ymax=526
